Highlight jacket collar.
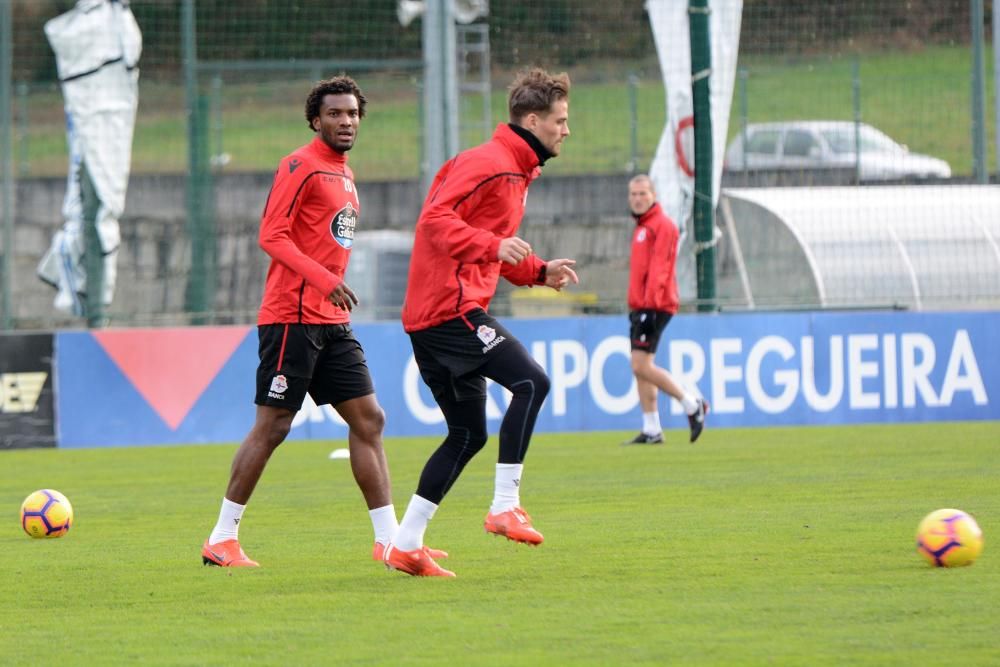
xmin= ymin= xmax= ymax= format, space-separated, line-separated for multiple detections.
xmin=633 ymin=202 xmax=662 ymax=224
xmin=310 ymin=135 xmax=349 ymax=165
xmin=493 ymin=123 xmax=549 ymax=172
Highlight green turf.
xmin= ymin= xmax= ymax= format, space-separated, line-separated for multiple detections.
xmin=1 ymin=422 xmax=998 ymax=665
xmin=15 ymin=45 xmax=995 ymax=179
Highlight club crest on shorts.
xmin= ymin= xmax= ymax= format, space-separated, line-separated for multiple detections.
xmin=268 ymin=374 xmax=288 ymax=399
xmin=476 ymin=324 xmax=506 ymax=353
xmin=330 ymin=202 xmax=358 ymax=249
xmin=476 ymin=325 xmax=496 ymax=345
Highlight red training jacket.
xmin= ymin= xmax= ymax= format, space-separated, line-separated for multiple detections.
xmin=257 ymin=136 xmax=360 ymax=325
xmin=402 ymin=123 xmax=548 ymax=332
xmin=628 ymin=202 xmax=679 ymax=314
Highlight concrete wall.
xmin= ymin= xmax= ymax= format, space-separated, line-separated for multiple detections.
xmin=10 ymin=172 xmax=637 ymax=328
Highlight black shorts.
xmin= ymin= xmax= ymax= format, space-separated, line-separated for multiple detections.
xmin=408 ymin=309 xmax=518 ymax=402
xmin=255 ymin=323 xmax=374 ymax=410
xmin=629 ymin=310 xmax=672 ymax=353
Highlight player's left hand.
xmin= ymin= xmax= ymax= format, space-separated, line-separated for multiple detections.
xmin=545 ymin=258 xmax=579 ymax=291
xmin=328 ymin=281 xmax=359 ymax=311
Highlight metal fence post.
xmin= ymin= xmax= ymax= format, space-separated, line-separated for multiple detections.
xmin=15 ymin=81 xmax=28 ymax=177
xmin=80 ymin=162 xmax=105 ymax=327
xmin=852 ymin=58 xmax=861 ymax=185
xmin=970 ymin=0 xmax=987 ymax=183
xmin=689 ymin=0 xmax=715 ymax=311
xmin=994 ymin=0 xmax=1000 ymax=177
xmin=210 ymin=74 xmax=223 ymax=168
xmin=737 ymin=67 xmax=748 ymax=172
xmin=421 ymin=0 xmax=459 ymax=195
xmin=627 ymin=73 xmax=639 ymax=174
xmin=182 ymin=0 xmax=215 ymax=323
xmin=0 ymin=0 xmax=13 ymax=330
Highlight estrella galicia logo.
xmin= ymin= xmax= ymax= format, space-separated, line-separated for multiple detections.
xmin=330 ymin=202 xmax=358 ymax=249
xmin=289 ymin=158 xmax=302 ymax=173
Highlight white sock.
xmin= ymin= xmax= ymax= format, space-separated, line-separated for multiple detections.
xmin=208 ymin=497 xmax=245 ymax=545
xmin=490 ymin=463 xmax=523 ymax=514
xmin=393 ymin=495 xmax=438 ymax=552
xmin=642 ymin=411 xmax=661 ymax=435
xmin=369 ymin=504 xmax=398 ymax=546
xmin=680 ymin=392 xmax=699 ymax=415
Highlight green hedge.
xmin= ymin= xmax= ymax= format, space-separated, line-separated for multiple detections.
xmin=11 ymin=0 xmax=986 ymax=83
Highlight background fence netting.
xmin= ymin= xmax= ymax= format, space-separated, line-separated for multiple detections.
xmin=2 ymin=0 xmax=997 ymax=328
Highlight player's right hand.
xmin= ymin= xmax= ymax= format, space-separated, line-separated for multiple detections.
xmin=498 ymin=237 xmax=533 ymax=265
xmin=328 ymin=282 xmax=359 ymax=311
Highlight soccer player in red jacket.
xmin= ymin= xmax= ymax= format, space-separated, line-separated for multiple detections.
xmin=201 ymin=76 xmax=437 ymax=568
xmin=384 ymin=68 xmax=579 ymax=577
xmin=624 ymin=174 xmax=708 ymax=445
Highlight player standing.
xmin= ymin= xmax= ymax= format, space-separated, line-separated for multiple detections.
xmin=384 ymin=68 xmax=579 ymax=577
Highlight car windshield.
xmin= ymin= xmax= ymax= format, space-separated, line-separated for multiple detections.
xmin=820 ymin=126 xmax=903 ymax=155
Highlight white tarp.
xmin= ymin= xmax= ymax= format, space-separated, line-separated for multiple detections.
xmin=646 ymin=0 xmax=742 ymax=300
xmin=37 ymin=0 xmax=141 ymax=316
xmin=722 ymin=185 xmax=1000 ymax=309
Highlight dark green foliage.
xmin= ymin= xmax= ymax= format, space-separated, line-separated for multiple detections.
xmin=11 ymin=0 xmax=989 ymax=83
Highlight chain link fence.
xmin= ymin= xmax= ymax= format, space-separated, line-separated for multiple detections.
xmin=1 ymin=0 xmax=997 ymax=328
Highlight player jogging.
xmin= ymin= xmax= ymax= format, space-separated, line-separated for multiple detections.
xmin=384 ymin=68 xmax=579 ymax=577
xmin=623 ymin=174 xmax=707 ymax=445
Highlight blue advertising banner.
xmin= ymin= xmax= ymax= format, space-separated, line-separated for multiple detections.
xmin=56 ymin=311 xmax=999 ymax=448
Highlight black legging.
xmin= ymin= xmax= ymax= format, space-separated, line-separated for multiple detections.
xmin=415 ymin=340 xmax=550 ymax=504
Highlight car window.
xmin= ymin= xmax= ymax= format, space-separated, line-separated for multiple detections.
xmin=782 ymin=130 xmax=820 ymax=157
xmin=821 ymin=128 xmax=855 ymax=154
xmin=821 ymin=126 xmax=903 ymax=155
xmin=745 ymin=130 xmax=780 ymax=155
xmin=859 ymin=126 xmax=903 ymax=153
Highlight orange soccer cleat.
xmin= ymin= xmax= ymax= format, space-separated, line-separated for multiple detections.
xmin=383 ymin=544 xmax=456 ymax=577
xmin=484 ymin=506 xmax=544 ymax=545
xmin=201 ymin=539 xmax=259 ymax=567
xmin=372 ymin=542 xmax=449 ymax=561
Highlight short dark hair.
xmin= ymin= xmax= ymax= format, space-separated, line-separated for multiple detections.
xmin=629 ymin=174 xmax=656 ymax=195
xmin=508 ymin=68 xmax=570 ymax=123
xmin=304 ymin=75 xmax=367 ymax=130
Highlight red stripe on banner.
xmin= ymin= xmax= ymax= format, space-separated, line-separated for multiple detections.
xmin=93 ymin=326 xmax=251 ymax=430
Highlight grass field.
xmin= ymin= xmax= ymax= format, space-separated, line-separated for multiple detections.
xmin=1 ymin=422 xmax=998 ymax=665
xmin=15 ymin=45 xmax=995 ymax=179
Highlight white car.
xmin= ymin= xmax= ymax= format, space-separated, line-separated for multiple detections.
xmin=724 ymin=121 xmax=952 ymax=181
